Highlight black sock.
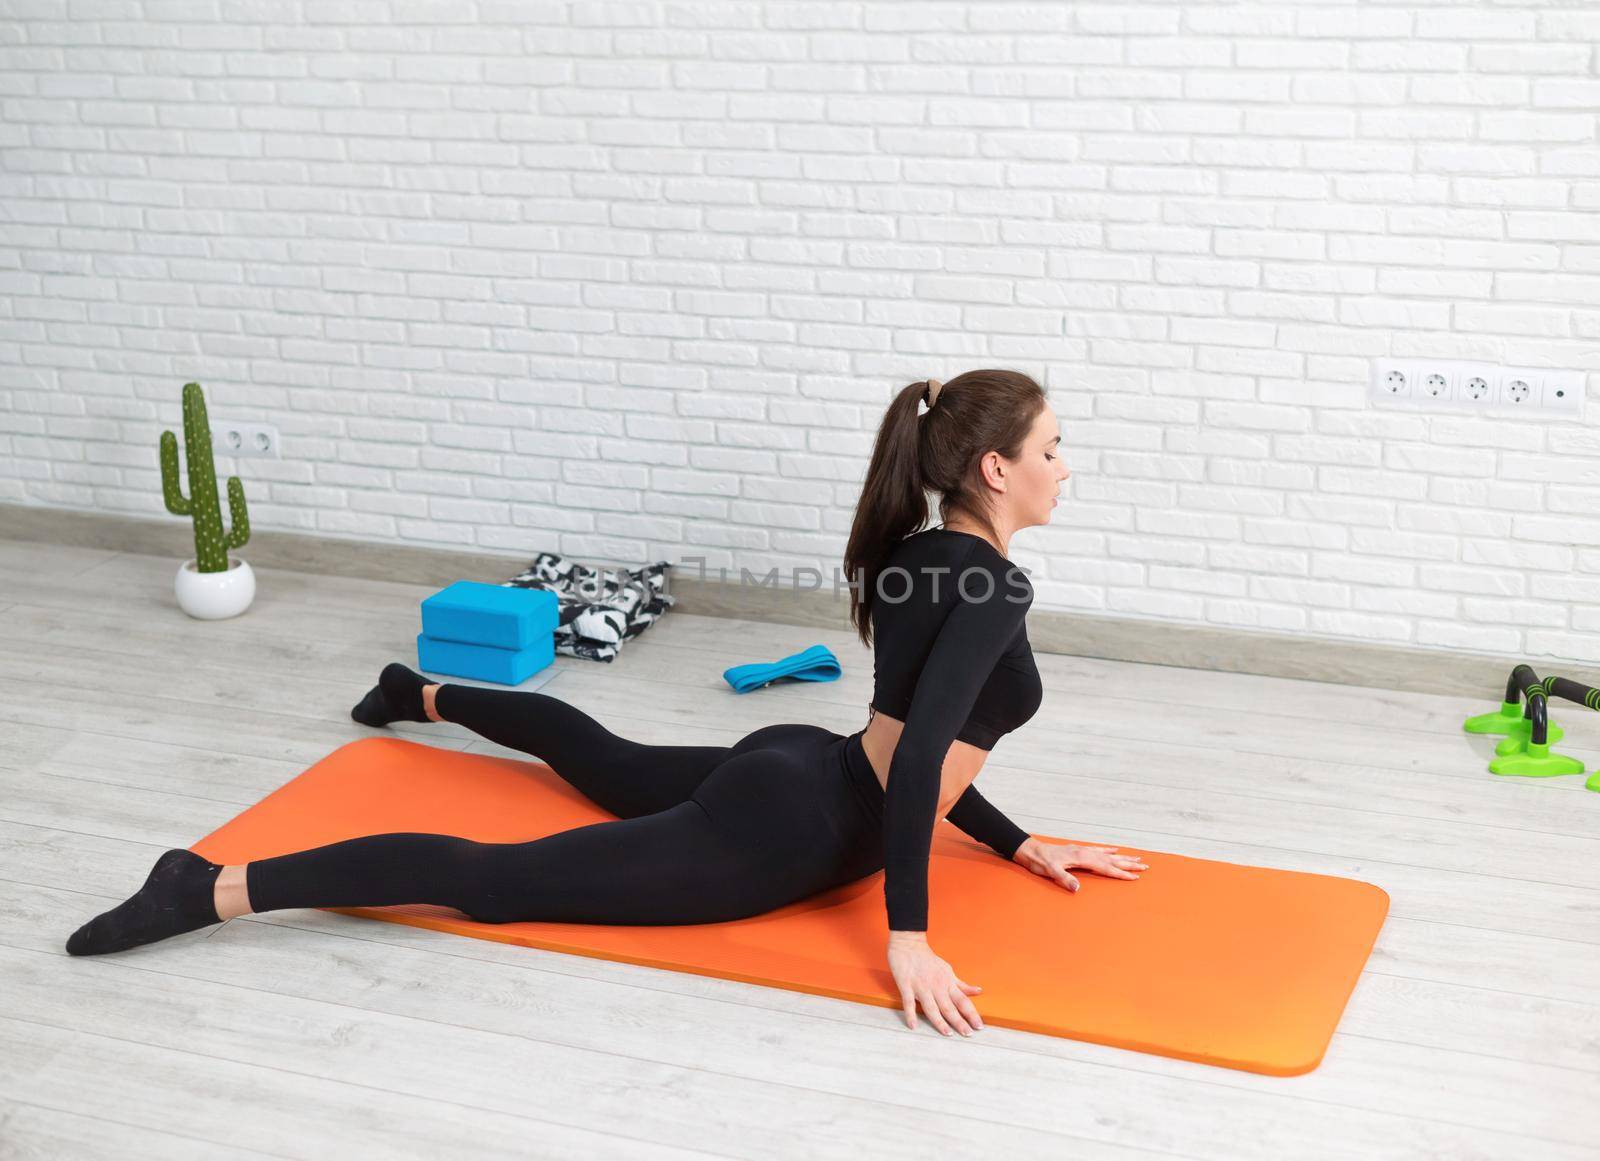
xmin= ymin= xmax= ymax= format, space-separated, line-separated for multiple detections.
xmin=351 ymin=662 xmax=435 ymax=727
xmin=65 ymin=848 xmax=224 ymax=957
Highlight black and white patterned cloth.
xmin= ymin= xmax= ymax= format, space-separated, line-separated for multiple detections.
xmin=502 ymin=552 xmax=674 ymax=663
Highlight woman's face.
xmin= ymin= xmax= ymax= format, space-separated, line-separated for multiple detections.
xmin=1010 ymin=404 xmax=1070 ymax=528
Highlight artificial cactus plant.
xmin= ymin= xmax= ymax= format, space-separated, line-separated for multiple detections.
xmin=159 ymin=381 xmax=251 ymax=573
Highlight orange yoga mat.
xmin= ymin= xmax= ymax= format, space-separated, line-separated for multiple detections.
xmin=191 ymin=736 xmax=1388 ymax=1076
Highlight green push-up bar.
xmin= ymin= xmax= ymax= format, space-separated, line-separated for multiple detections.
xmin=1463 ymin=663 xmax=1600 ymax=790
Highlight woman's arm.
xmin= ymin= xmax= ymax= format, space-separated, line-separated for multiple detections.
xmin=881 ymin=561 xmax=1032 ymax=934
xmin=944 ymin=783 xmax=1031 ymax=862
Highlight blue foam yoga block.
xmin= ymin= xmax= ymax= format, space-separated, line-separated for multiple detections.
xmin=416 ymin=632 xmax=554 ymax=685
xmin=420 ymin=580 xmax=558 ymax=650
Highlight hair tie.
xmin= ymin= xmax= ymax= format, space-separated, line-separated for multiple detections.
xmin=925 ymin=378 xmax=944 ymax=408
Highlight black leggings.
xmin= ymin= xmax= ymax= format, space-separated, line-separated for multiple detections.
xmin=245 ymin=685 xmax=889 ymax=926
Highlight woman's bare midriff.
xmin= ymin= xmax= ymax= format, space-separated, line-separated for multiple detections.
xmin=859 ymin=707 xmax=989 ymax=821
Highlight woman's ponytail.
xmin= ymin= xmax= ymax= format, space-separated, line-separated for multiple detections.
xmin=843 ymin=380 xmax=933 ymax=647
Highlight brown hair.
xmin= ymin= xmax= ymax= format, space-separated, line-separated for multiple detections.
xmin=844 ymin=369 xmax=1047 ymax=647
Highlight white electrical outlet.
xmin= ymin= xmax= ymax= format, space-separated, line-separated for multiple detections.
xmin=212 ymin=422 xmax=281 ymax=459
xmin=1375 ymin=365 xmax=1409 ymax=396
xmin=1499 ymin=371 xmax=1536 ymax=407
xmin=1370 ymin=359 xmax=1585 ymax=418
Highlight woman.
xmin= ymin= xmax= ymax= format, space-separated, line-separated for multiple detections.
xmin=64 ymin=369 xmax=1148 ymax=1038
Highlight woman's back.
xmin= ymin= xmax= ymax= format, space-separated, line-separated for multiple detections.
xmin=860 ymin=526 xmax=1042 ymax=932
xmin=867 ymin=528 xmax=1041 ymax=746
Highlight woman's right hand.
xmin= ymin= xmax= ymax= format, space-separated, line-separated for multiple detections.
xmin=887 ymin=933 xmax=983 ymax=1036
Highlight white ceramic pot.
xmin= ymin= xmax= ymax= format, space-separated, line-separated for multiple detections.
xmin=175 ymin=556 xmax=256 ymax=620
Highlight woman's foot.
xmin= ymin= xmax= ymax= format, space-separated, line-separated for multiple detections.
xmin=351 ymin=662 xmax=438 ymax=727
xmin=65 ymin=848 xmax=225 ymax=957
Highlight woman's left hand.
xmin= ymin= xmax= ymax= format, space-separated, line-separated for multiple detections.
xmin=1012 ymin=839 xmax=1148 ymax=893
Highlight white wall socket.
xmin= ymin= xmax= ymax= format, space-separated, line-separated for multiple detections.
xmin=211 ymin=421 xmax=281 ymax=459
xmin=1370 ymin=359 xmax=1586 ymax=417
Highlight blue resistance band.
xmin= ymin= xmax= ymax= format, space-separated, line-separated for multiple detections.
xmin=722 ymin=643 xmax=841 ymax=693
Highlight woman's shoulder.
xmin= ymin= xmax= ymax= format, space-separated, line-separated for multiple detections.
xmin=939 ymin=534 xmax=1032 ymax=609
xmin=884 ymin=530 xmax=1032 ymax=612
xmin=968 ymin=555 xmax=1032 ymax=615
xmin=887 ymin=527 xmax=1010 ymax=568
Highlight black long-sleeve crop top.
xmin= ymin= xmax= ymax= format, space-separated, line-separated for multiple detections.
xmin=868 ymin=527 xmax=1044 ymax=932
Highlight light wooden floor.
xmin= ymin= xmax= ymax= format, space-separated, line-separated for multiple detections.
xmin=0 ymin=537 xmax=1596 ymax=1160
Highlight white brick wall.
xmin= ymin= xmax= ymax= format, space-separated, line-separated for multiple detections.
xmin=3 ymin=1 xmax=1599 ymax=663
